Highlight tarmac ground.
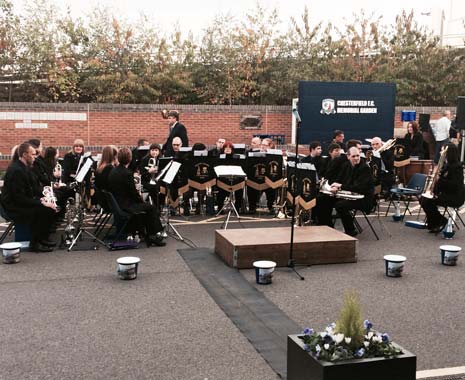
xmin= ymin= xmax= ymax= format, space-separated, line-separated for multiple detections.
xmin=1 ymin=200 xmax=465 ymax=379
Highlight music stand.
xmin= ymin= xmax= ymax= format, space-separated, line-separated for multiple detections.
xmin=66 ymin=157 xmax=108 ymax=252
xmin=287 ymin=109 xmax=305 ymax=280
xmin=214 ymin=165 xmax=246 ymax=229
xmin=158 ymin=161 xmax=195 ymax=247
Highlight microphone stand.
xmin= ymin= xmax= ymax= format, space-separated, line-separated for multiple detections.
xmin=288 ymin=109 xmax=305 ymax=280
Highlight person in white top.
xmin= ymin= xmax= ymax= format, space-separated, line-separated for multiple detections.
xmin=432 ymin=110 xmax=451 ymax=163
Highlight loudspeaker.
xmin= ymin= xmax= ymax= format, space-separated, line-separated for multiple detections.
xmin=456 ymin=96 xmax=465 ymax=130
xmin=419 ymin=113 xmax=430 ymax=132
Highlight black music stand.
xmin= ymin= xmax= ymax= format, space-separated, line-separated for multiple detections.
xmin=66 ymin=157 xmax=109 ymax=252
xmin=287 ymin=109 xmax=305 ymax=280
xmin=214 ymin=165 xmax=246 ymax=229
xmin=158 ymin=160 xmax=195 ymax=248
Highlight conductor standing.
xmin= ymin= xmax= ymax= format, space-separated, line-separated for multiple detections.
xmin=162 ymin=110 xmax=188 ymax=157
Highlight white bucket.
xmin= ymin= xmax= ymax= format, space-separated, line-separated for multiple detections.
xmin=384 ymin=255 xmax=406 ymax=277
xmin=253 ymin=260 xmax=276 ymax=285
xmin=1 ymin=242 xmax=22 ymax=264
xmin=116 ymin=256 xmax=141 ymax=280
xmin=439 ymin=245 xmax=461 ymax=266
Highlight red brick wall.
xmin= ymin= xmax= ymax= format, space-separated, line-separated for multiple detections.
xmin=0 ymin=103 xmax=455 ymax=170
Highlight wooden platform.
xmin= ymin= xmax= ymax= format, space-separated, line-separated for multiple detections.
xmin=215 ymin=226 xmax=357 ymax=269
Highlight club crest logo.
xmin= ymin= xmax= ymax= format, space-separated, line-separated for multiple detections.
xmin=320 ymin=98 xmax=336 ymax=115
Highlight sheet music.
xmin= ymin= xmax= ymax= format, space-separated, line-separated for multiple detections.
xmin=75 ymin=158 xmax=93 ymax=183
xmin=137 ymin=145 xmax=150 ymax=151
xmin=163 ymin=161 xmax=182 ymax=184
xmin=214 ymin=165 xmax=246 ymax=177
xmin=266 ymin=149 xmax=283 ymax=156
xmin=155 ymin=160 xmax=173 ymax=182
xmin=297 ymin=163 xmax=316 ymax=171
xmin=248 ymin=152 xmax=266 ymax=157
xmin=180 ymin=147 xmax=192 ymax=152
xmin=233 ymin=143 xmax=246 ymax=149
xmin=194 ymin=150 xmax=208 ymax=157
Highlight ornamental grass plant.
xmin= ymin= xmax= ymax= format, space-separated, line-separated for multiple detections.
xmin=300 ymin=291 xmax=403 ymax=362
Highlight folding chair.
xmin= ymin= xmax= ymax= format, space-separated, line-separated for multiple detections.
xmin=101 ymin=191 xmax=145 ymax=250
xmin=0 ymin=200 xmax=15 ymax=244
xmin=93 ymin=190 xmax=113 ymax=238
xmin=351 ymin=193 xmax=381 ymax=240
xmin=441 ymin=206 xmax=465 ymax=230
xmin=385 ymin=173 xmax=428 ymax=219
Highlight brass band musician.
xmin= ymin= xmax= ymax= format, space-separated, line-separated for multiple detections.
xmin=421 ymin=143 xmax=465 ymax=233
xmin=316 ymin=146 xmax=374 ymax=236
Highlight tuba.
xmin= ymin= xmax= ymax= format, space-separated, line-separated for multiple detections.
xmin=422 ymin=146 xmax=448 ymax=199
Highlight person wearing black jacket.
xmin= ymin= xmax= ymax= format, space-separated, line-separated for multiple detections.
xmin=404 ymin=121 xmax=424 ymax=158
xmin=421 ymin=143 xmax=465 ymax=232
xmin=316 ymin=146 xmax=374 ymax=236
xmin=302 ymin=141 xmax=323 ymax=177
xmin=107 ymin=147 xmax=165 ymax=247
xmin=162 ymin=110 xmax=188 ymax=157
xmin=1 ymin=143 xmax=57 ymax=252
xmin=370 ymin=137 xmax=395 ymax=193
xmin=318 ymin=143 xmax=342 ymax=179
xmin=62 ymin=139 xmax=84 ymax=184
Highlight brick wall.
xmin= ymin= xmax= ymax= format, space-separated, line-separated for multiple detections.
xmin=0 ymin=102 xmax=456 ymax=170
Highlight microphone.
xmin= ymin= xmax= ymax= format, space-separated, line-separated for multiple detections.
xmin=292 ymin=108 xmax=301 ymax=123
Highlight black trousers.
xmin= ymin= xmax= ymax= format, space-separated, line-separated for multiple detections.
xmin=316 ymin=194 xmax=371 ymax=233
xmin=247 ymin=187 xmax=276 ymax=211
xmin=421 ymin=196 xmax=446 ymax=228
xmin=126 ymin=203 xmax=163 ymax=236
xmin=217 ymin=188 xmax=243 ymax=212
xmin=12 ymin=205 xmax=56 ymax=243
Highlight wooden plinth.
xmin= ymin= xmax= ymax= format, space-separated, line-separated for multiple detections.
xmin=215 ymin=226 xmax=357 ymax=269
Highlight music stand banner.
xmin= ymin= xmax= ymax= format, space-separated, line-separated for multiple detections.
xmin=298 ymin=81 xmax=396 ymax=147
xmin=297 ymin=164 xmax=317 ymax=210
xmin=246 ymin=153 xmax=269 ymax=191
xmin=188 ymin=156 xmax=217 ymax=190
xmin=265 ymin=153 xmax=284 ymax=189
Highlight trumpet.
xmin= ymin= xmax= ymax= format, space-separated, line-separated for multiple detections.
xmin=42 ymin=183 xmax=58 ymax=209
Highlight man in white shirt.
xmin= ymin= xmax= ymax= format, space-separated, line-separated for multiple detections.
xmin=432 ymin=110 xmax=451 ymax=163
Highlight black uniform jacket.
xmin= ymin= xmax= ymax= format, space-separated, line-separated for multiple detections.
xmin=1 ymin=160 xmax=43 ymax=223
xmin=107 ymin=164 xmax=143 ymax=210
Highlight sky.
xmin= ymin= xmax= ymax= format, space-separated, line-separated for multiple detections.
xmin=10 ymin=0 xmax=450 ymax=37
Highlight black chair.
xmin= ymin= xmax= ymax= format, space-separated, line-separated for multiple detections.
xmin=0 ymin=199 xmax=14 ymax=244
xmin=385 ymin=173 xmax=428 ymax=219
xmin=101 ymin=191 xmax=145 ymax=250
xmin=351 ymin=191 xmax=381 ymax=240
xmin=93 ymin=190 xmax=113 ymax=238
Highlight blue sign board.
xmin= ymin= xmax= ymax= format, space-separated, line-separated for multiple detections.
xmin=298 ymin=81 xmax=396 ymax=147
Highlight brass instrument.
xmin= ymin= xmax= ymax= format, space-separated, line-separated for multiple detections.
xmin=161 ymin=109 xmax=169 ymax=119
xmin=422 ymin=146 xmax=448 ymax=199
xmin=375 ymin=138 xmax=397 ymax=154
xmin=134 ymin=173 xmax=142 ymax=196
xmin=42 ymin=183 xmax=58 ymax=209
xmin=272 ymin=178 xmax=288 ymax=218
xmin=145 ymin=157 xmax=158 ymax=185
xmin=53 ymin=162 xmax=62 ymax=183
xmin=319 ymin=179 xmax=364 ymax=200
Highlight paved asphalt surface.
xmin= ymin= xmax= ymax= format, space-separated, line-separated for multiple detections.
xmin=1 ymin=204 xmax=465 ymax=379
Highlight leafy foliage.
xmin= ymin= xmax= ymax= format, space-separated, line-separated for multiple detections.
xmin=0 ymin=0 xmax=464 ymax=105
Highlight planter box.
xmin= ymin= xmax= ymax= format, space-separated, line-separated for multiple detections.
xmin=287 ymin=334 xmax=416 ymax=380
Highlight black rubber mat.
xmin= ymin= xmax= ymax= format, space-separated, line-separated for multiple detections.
xmin=178 ymin=247 xmax=302 ymax=380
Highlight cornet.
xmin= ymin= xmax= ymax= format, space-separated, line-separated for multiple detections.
xmin=146 ymin=157 xmax=158 ymax=185
xmin=42 ymin=183 xmax=58 ymax=209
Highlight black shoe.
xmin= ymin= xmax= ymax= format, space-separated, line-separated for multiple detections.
xmin=268 ymin=208 xmax=275 ymax=216
xmin=430 ymin=218 xmax=448 ymax=234
xmin=40 ymin=239 xmax=57 ymax=247
xmin=148 ymin=235 xmax=166 ymax=247
xmin=247 ymin=209 xmax=257 ymax=215
xmin=183 ymin=209 xmax=190 ymax=217
xmin=30 ymin=243 xmax=54 ymax=253
xmin=345 ymin=229 xmax=359 ymax=237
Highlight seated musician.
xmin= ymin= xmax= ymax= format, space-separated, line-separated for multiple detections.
xmin=249 ymin=136 xmax=262 ymax=152
xmin=332 ymin=130 xmax=345 ymax=150
xmin=1 ymin=142 xmax=57 ymax=252
xmin=370 ymin=137 xmax=395 ymax=193
xmin=95 ymin=145 xmax=118 ymax=195
xmin=62 ymin=139 xmax=85 ymax=184
xmin=130 ymin=138 xmax=150 ymax=173
xmin=302 ymin=141 xmax=323 ymax=174
xmin=421 ymin=143 xmax=465 ymax=233
xmin=319 ymin=143 xmax=342 ymax=179
xmin=107 ymin=148 xmax=166 ymax=247
xmin=404 ymin=121 xmax=424 ymax=158
xmin=316 ymin=146 xmax=374 ymax=237
xmin=139 ymin=143 xmax=163 ymax=207
xmin=324 ymin=139 xmax=361 ymax=183
xmin=209 ymin=138 xmax=226 ymax=158
xmin=217 ymin=141 xmax=244 ymax=213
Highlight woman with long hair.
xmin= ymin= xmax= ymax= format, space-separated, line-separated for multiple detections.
xmin=404 ymin=121 xmax=424 ymax=158
xmin=95 ymin=145 xmax=118 ymax=192
xmin=62 ymin=139 xmax=85 ymax=183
